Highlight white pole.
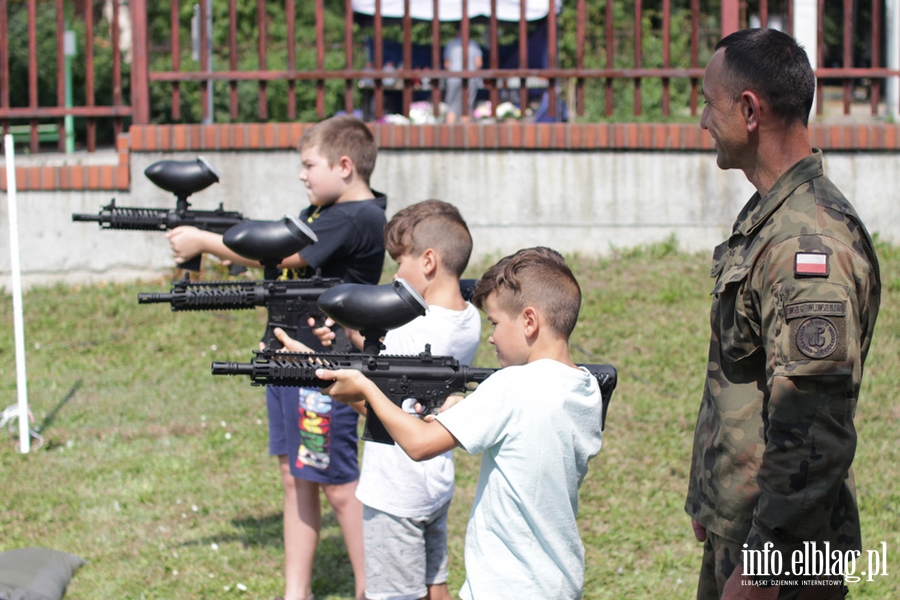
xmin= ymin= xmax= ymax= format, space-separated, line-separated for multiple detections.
xmin=3 ymin=134 xmax=30 ymax=453
xmin=793 ymin=0 xmax=819 ymax=121
xmin=887 ymin=0 xmax=900 ymax=121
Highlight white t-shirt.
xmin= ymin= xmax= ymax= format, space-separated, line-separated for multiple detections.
xmin=436 ymin=359 xmax=603 ymax=600
xmin=355 ymin=303 xmax=481 ymax=517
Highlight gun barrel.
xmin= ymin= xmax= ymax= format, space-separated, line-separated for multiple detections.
xmin=160 ymin=285 xmax=261 ymax=311
xmin=210 ymin=356 xmax=332 ymax=388
xmin=73 ymin=206 xmax=169 ymax=230
xmin=71 ymin=213 xmax=103 ymax=223
xmin=72 ymin=205 xmax=244 ymax=232
xmin=137 ymin=292 xmax=175 ymax=304
xmin=211 ymin=362 xmax=255 ymax=376
xmin=137 ymin=280 xmax=343 ymax=313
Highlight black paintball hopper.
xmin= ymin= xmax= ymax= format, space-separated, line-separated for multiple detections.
xmin=318 ymin=278 xmax=428 ymax=354
xmin=223 ymin=214 xmax=318 ymax=277
xmin=459 ymin=278 xmax=477 ymax=302
xmin=143 ymin=156 xmax=220 ymax=202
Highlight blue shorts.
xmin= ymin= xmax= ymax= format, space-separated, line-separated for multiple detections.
xmin=266 ymin=386 xmax=360 ymax=485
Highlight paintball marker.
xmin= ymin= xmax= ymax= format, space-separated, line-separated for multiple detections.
xmin=138 ymin=214 xmax=339 ymax=351
xmin=72 ymin=156 xmax=246 ymax=272
xmin=211 ymin=278 xmax=616 ymax=444
xmin=138 ymin=272 xmax=350 ymax=352
xmin=211 ymin=347 xmax=617 ymax=445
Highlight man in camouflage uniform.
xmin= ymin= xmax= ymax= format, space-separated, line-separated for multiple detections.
xmin=685 ymin=29 xmax=881 ymax=600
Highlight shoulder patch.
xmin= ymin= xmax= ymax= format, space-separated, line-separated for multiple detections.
xmin=784 ymin=301 xmax=845 ymax=321
xmin=795 ymin=253 xmax=829 ymax=277
xmin=790 ymin=316 xmax=847 ymax=361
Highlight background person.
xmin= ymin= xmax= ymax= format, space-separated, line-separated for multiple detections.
xmin=443 ymin=26 xmax=482 ymax=124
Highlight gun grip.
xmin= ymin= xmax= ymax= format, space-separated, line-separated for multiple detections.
xmin=361 ymin=407 xmax=396 ymax=445
xmin=261 ymin=323 xmax=286 ymax=351
xmin=180 ymin=254 xmax=202 ymax=272
xmin=330 ymin=328 xmax=354 ymax=354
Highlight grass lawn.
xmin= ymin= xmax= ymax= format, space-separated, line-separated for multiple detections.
xmin=1 ymin=240 xmax=898 ymax=599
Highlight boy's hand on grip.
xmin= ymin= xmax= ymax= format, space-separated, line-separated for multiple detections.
xmin=165 ymin=226 xmax=205 ymax=264
xmin=315 ymin=368 xmax=369 ymax=405
xmin=420 ymin=394 xmax=465 ymax=421
xmin=272 ymin=327 xmax=314 ymax=353
xmin=309 ymin=316 xmax=337 ymax=346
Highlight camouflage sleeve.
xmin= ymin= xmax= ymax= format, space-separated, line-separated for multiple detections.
xmin=745 ymin=233 xmax=874 ymax=555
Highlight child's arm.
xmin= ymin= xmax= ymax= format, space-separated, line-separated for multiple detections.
xmin=316 ymin=368 xmax=459 ymax=460
xmin=166 ymin=226 xmax=311 ymax=269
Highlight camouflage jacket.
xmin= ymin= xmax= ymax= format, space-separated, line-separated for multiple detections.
xmin=685 ymin=150 xmax=881 ymax=556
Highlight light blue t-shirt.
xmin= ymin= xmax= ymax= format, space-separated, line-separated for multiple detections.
xmin=436 ymin=359 xmax=603 ymax=600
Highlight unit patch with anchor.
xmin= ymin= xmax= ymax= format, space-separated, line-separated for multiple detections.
xmin=784 ymin=301 xmax=847 ymax=361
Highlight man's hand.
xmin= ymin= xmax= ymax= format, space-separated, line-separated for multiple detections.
xmin=165 ymin=226 xmax=207 ymax=264
xmin=692 ymin=519 xmax=707 ymax=542
xmin=691 ymin=521 xmax=780 ymax=600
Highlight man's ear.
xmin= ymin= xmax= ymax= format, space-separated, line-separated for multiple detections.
xmin=740 ymin=90 xmax=762 ymax=133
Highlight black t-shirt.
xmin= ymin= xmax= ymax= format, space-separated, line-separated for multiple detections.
xmin=295 ymin=192 xmax=387 ymax=285
xmin=286 ymin=192 xmax=387 ymax=350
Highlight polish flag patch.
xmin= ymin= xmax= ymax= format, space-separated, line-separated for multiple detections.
xmin=795 ymin=253 xmax=829 ymax=277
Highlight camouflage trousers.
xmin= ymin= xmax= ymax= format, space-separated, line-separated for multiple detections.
xmin=696 ymin=530 xmax=848 ymax=600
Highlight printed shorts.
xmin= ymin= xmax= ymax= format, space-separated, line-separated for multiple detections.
xmin=266 ymin=386 xmax=359 ymax=485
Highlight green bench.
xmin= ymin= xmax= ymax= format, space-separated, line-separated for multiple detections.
xmin=6 ymin=123 xmax=60 ymax=145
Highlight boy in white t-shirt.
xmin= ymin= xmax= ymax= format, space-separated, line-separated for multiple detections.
xmin=317 ymin=247 xmax=604 ymax=600
xmin=283 ymin=199 xmax=480 ymax=600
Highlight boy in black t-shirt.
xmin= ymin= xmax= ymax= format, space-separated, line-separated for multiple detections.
xmin=167 ymin=115 xmax=384 ymax=600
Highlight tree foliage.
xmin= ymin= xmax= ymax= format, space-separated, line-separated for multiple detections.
xmin=4 ymin=1 xmax=128 ymax=143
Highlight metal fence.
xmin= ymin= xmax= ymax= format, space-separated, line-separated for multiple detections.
xmin=0 ymin=0 xmax=896 ymax=153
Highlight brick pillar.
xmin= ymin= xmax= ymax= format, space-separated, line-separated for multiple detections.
xmin=721 ymin=0 xmax=740 ymax=37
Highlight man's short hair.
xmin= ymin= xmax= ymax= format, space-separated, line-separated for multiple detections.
xmin=385 ymin=199 xmax=473 ymax=277
xmin=473 ymin=247 xmax=581 ymax=339
xmin=298 ymin=115 xmax=377 ymax=183
xmin=716 ymin=28 xmax=816 ymax=126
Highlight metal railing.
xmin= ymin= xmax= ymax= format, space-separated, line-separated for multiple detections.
xmin=0 ymin=0 xmax=132 ymax=153
xmin=0 ymin=0 xmax=896 ymax=153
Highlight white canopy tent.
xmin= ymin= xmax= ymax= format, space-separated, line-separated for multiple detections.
xmin=351 ymin=0 xmax=561 ymax=22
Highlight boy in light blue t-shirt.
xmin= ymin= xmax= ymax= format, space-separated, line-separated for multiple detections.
xmin=317 ymin=247 xmax=604 ymax=600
